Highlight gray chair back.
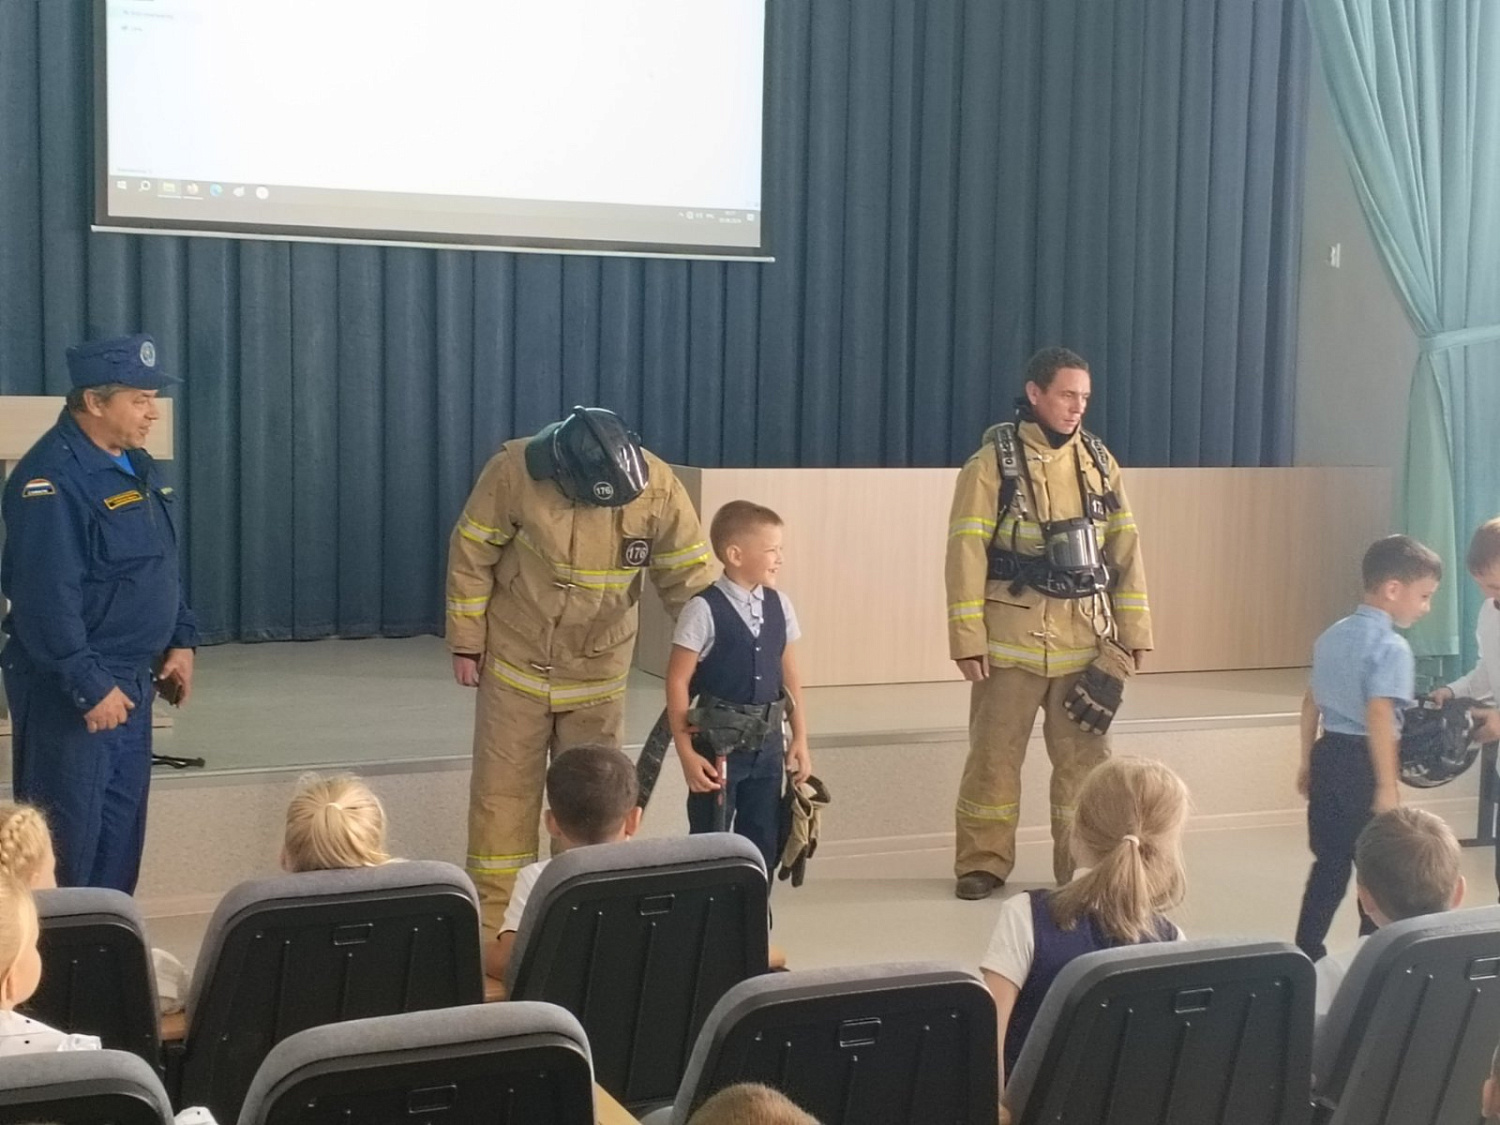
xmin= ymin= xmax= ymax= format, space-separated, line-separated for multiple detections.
xmin=1313 ymin=905 xmax=1500 ymax=1125
xmin=25 ymin=887 xmax=160 ymax=1066
xmin=177 ymin=860 xmax=483 ymax=1122
xmin=0 ymin=1049 xmax=173 ymax=1125
xmin=1006 ymin=939 xmax=1315 ymax=1125
xmin=506 ymin=834 xmax=769 ymax=1114
xmin=654 ymin=961 xmax=997 ymax=1125
xmin=235 ymin=1002 xmax=594 ymax=1125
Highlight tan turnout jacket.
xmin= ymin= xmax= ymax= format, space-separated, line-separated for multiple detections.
xmin=446 ymin=440 xmax=713 ymax=708
xmin=945 ymin=420 xmax=1152 ymax=676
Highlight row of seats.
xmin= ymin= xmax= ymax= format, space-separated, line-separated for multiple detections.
xmin=18 ymin=834 xmax=1500 ymax=1124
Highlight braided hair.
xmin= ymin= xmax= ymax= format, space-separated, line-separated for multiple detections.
xmin=0 ymin=804 xmax=54 ymax=889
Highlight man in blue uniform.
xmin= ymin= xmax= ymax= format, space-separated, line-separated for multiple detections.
xmin=0 ymin=333 xmax=197 ymax=891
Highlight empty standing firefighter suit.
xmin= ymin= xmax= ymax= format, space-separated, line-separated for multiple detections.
xmin=945 ymin=349 xmax=1152 ymax=899
xmin=446 ymin=408 xmax=712 ymax=932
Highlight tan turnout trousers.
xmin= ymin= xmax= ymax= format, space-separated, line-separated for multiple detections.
xmin=467 ymin=672 xmax=625 ymax=935
xmin=954 ymin=665 xmax=1108 ymax=885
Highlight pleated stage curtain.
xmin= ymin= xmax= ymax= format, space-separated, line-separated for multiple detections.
xmin=0 ymin=0 xmax=1308 ymax=642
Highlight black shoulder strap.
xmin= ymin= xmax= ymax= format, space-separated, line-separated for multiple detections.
xmin=1079 ymin=429 xmax=1121 ymax=511
xmin=991 ymin=422 xmax=1024 ymax=518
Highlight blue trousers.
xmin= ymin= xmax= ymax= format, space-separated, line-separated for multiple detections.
xmin=686 ymin=730 xmax=784 ymax=873
xmin=1 ymin=649 xmax=155 ymax=893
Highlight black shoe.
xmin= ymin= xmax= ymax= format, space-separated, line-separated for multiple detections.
xmin=955 ymin=872 xmax=1005 ymax=900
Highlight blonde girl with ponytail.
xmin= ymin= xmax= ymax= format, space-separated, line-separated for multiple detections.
xmin=982 ymin=756 xmax=1189 ymax=1101
xmin=282 ymin=774 xmax=392 ymax=873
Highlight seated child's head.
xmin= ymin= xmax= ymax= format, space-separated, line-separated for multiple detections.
xmin=544 ymin=745 xmax=642 ymax=850
xmin=1354 ymin=807 xmax=1463 ymax=926
xmin=282 ymin=774 xmax=390 ymax=873
xmin=710 ymin=501 xmax=784 ymax=588
xmin=0 ymin=803 xmax=55 ymax=890
xmin=1466 ymin=518 xmax=1500 ymax=603
xmin=1052 ymin=756 xmax=1190 ymax=943
xmin=0 ymin=872 xmax=43 ymax=1011
xmin=687 ymin=1083 xmax=820 ymax=1125
xmin=1362 ymin=535 xmax=1442 ymax=628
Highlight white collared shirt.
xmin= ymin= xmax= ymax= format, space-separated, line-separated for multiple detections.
xmin=1447 ymin=597 xmax=1500 ymax=704
xmin=672 ymin=575 xmax=801 ymax=658
xmin=0 ymin=1010 xmax=100 ymax=1055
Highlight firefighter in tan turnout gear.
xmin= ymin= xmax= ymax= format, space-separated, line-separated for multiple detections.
xmin=946 ymin=348 xmax=1153 ymax=900
xmin=447 ymin=407 xmax=712 ymax=932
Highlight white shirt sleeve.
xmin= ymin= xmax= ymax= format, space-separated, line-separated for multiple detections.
xmin=500 ymin=861 xmax=548 ymax=935
xmin=671 ymin=596 xmax=715 ymax=656
xmin=777 ymin=590 xmax=802 ymax=645
xmin=979 ymin=892 xmax=1036 ymax=988
xmin=1448 ymin=600 xmax=1498 ymax=703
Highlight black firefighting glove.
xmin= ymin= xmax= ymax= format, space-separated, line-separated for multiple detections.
xmin=777 ymin=774 xmax=831 ymax=887
xmin=1064 ymin=641 xmax=1133 ymax=734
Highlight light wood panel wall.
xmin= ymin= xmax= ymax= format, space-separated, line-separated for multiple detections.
xmin=636 ymin=465 xmax=1393 ymax=686
xmin=1 ymin=396 xmax=175 ymax=462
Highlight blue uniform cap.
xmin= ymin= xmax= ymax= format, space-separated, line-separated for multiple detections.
xmin=65 ymin=333 xmax=178 ymax=390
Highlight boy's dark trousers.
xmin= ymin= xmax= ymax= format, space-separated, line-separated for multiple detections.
xmin=686 ymin=730 xmax=783 ymax=872
xmin=1295 ymin=731 xmax=1380 ymax=961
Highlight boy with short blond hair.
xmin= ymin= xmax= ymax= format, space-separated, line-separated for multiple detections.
xmin=666 ymin=501 xmax=811 ymax=870
xmin=1315 ymin=806 xmax=1465 ymax=1015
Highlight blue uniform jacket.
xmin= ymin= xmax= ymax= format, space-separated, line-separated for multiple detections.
xmin=1 ymin=410 xmax=197 ymax=711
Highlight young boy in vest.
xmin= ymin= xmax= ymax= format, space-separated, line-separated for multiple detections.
xmin=1294 ymin=535 xmax=1442 ymax=961
xmin=666 ymin=501 xmax=811 ymax=870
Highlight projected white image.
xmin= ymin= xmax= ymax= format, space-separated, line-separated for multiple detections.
xmin=100 ymin=0 xmax=768 ymax=257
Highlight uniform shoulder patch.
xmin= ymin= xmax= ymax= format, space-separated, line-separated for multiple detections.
xmin=103 ymin=489 xmax=145 ymax=511
xmin=20 ymin=478 xmax=56 ymax=499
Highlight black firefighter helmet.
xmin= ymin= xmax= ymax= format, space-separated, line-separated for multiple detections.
xmin=1399 ymin=696 xmax=1482 ymax=788
xmin=524 ymin=406 xmax=649 ymax=507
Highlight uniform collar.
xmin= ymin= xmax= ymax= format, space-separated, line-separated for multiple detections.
xmin=1354 ymin=604 xmax=1395 ymax=630
xmin=1017 ymin=419 xmax=1082 ymax=453
xmin=55 ymin=409 xmax=140 ymax=477
xmin=716 ymin=575 xmax=765 ymax=606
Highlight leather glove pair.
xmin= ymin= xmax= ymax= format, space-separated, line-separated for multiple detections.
xmin=1064 ymin=640 xmax=1134 ymax=734
xmin=777 ymin=774 xmax=831 ymax=887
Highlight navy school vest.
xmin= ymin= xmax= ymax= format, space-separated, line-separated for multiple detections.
xmin=1003 ymin=889 xmax=1177 ymax=1076
xmin=688 ymin=584 xmax=785 ymax=706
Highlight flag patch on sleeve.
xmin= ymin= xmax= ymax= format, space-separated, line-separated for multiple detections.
xmin=21 ymin=479 xmax=56 ymax=498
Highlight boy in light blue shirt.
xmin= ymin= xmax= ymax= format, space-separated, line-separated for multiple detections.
xmin=1294 ymin=534 xmax=1442 ymax=961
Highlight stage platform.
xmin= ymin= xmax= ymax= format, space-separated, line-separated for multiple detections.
xmin=9 ymin=635 xmax=1480 ymax=922
xmin=123 ymin=634 xmax=1304 ymax=777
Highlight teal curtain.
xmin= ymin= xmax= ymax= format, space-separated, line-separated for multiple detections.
xmin=1307 ymin=0 xmax=1500 ymax=668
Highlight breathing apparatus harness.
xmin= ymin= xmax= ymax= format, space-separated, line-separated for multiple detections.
xmin=985 ymin=416 xmax=1119 ymax=613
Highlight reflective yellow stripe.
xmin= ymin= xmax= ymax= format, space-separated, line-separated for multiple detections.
xmin=447 ymin=605 xmax=486 ymax=617
xmin=997 ymin=517 xmax=1045 ymax=544
xmin=987 ymin=641 xmax=1096 ymax=673
xmin=1050 ymin=805 xmax=1076 ymax=820
xmin=948 ymin=599 xmax=984 ymax=622
xmin=515 ymin=531 xmax=639 ymax=589
xmin=488 ymin=658 xmax=551 ymax=700
xmin=1113 ymin=592 xmax=1149 ymax=613
xmin=948 ymin=517 xmax=997 ymax=539
xmin=447 ymin=594 xmax=489 ymax=617
xmin=459 ymin=513 xmax=513 ymax=546
xmin=488 ymin=657 xmax=628 ymax=709
xmin=651 ymin=541 xmax=711 ymax=569
xmin=956 ymin=798 xmax=1019 ymax=822
xmin=466 ymin=852 xmax=537 ymax=874
xmin=1105 ymin=511 xmax=1138 ymax=535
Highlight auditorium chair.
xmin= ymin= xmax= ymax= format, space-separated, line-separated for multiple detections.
xmin=25 ymin=886 xmax=161 ymax=1067
xmin=0 ymin=1049 xmax=174 ymax=1125
xmin=640 ymin=962 xmax=997 ymax=1125
xmin=169 ymin=860 xmax=483 ymax=1122
xmin=237 ymin=1002 xmax=594 ymax=1125
xmin=1005 ymin=939 xmax=1315 ymax=1125
xmin=1312 ymin=904 xmax=1500 ymax=1124
xmin=505 ymin=834 xmax=770 ymax=1115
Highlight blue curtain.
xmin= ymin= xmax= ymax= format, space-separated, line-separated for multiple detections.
xmin=1307 ymin=0 xmax=1500 ymax=667
xmin=0 ymin=0 xmax=1308 ymax=643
